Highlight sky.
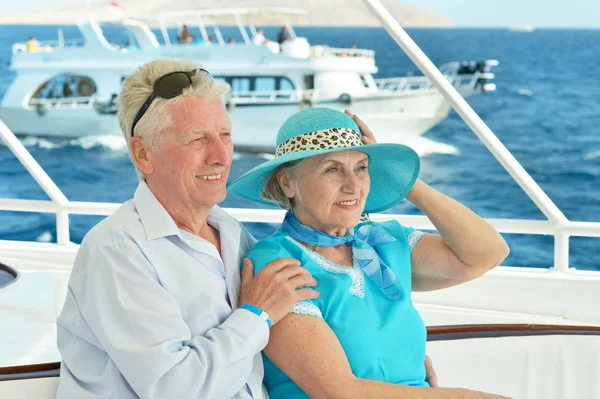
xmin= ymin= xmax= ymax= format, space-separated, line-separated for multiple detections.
xmin=405 ymin=0 xmax=600 ymax=28
xmin=3 ymin=0 xmax=600 ymax=28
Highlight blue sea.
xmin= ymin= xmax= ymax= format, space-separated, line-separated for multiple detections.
xmin=0 ymin=25 xmax=599 ymax=273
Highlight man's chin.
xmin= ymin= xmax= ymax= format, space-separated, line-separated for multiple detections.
xmin=207 ymin=188 xmax=228 ymax=205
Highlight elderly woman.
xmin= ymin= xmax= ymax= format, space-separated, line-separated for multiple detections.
xmin=229 ymin=107 xmax=510 ymax=399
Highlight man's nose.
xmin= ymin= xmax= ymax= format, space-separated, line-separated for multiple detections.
xmin=206 ymin=135 xmax=230 ymax=165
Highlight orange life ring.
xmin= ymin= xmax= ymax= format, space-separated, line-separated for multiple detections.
xmin=77 ymin=80 xmax=94 ymax=97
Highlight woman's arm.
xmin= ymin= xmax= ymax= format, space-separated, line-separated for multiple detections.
xmin=407 ymin=179 xmax=510 ymax=291
xmin=265 ymin=313 xmax=508 ymax=399
xmin=344 ymin=110 xmax=509 ymax=292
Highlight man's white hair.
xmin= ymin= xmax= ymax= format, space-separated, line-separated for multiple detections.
xmin=117 ymin=58 xmax=231 ymax=180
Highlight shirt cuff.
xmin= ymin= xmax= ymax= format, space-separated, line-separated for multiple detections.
xmin=226 ymin=308 xmax=270 ymax=352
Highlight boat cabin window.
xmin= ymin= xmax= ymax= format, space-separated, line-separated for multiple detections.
xmin=255 ymin=77 xmax=295 ymax=91
xmin=30 ymin=74 xmax=97 ymax=102
xmin=304 ymin=75 xmax=315 ymax=90
xmin=359 ymin=74 xmax=370 ymax=88
xmin=230 ymin=77 xmax=251 ymax=92
xmin=214 ymin=76 xmax=295 ymax=93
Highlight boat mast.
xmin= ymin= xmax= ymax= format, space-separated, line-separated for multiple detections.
xmin=234 ymin=14 xmax=251 ymax=45
xmin=361 ymin=0 xmax=572 ymax=272
xmin=360 ymin=0 xmax=568 ymax=224
xmin=195 ymin=16 xmax=210 ymax=44
xmin=159 ymin=18 xmax=171 ymax=47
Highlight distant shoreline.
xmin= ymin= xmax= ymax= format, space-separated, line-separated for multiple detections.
xmin=0 ymin=0 xmax=454 ymax=28
xmin=0 ymin=22 xmax=457 ymax=28
xmin=2 ymin=23 xmax=597 ymax=29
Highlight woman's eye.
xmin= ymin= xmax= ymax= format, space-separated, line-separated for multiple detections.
xmin=326 ymin=167 xmax=337 ymax=173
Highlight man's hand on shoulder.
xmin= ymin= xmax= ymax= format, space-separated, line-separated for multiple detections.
xmin=239 ymin=258 xmax=319 ymax=326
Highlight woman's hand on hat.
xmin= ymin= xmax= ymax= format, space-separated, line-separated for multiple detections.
xmin=345 ymin=109 xmax=377 ymax=144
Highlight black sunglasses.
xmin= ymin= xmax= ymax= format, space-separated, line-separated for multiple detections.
xmin=130 ymin=69 xmax=212 ymax=136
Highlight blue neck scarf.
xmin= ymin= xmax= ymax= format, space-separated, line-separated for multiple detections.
xmin=280 ymin=211 xmax=402 ymax=300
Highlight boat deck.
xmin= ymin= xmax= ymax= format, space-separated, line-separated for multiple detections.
xmin=1 ymin=257 xmax=596 ymax=369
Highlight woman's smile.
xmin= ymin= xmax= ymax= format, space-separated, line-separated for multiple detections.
xmin=333 ymin=199 xmax=359 ymax=209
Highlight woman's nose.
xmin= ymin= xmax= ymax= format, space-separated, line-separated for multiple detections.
xmin=341 ymin=172 xmax=360 ymax=193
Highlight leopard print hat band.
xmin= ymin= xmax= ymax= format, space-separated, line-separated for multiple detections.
xmin=274 ymin=127 xmax=363 ymax=157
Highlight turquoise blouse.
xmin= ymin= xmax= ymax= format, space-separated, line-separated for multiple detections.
xmin=245 ymin=220 xmax=428 ymax=399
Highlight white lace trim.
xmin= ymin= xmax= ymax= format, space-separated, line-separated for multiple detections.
xmin=284 ymin=236 xmax=365 ymax=298
xmin=408 ymin=230 xmax=426 ymax=250
xmin=291 ymin=301 xmax=323 ymax=318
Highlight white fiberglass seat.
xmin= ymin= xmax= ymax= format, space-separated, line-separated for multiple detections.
xmin=427 ymin=325 xmax=600 ymax=399
xmin=1 ymin=325 xmax=599 ymax=399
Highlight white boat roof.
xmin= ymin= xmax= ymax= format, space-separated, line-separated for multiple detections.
xmin=80 ymin=7 xmax=308 ymax=27
xmin=156 ymin=7 xmax=308 ymax=24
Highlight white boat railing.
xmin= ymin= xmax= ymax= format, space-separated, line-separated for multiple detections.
xmin=310 ymin=45 xmax=375 ymax=60
xmin=1 ymin=182 xmax=600 ymax=274
xmin=231 ymin=89 xmax=313 ymax=104
xmin=0 ymin=0 xmax=598 ymax=278
xmin=375 ymin=60 xmax=495 ymax=93
xmin=26 ymin=90 xmax=310 ymax=112
xmin=375 ymin=73 xmax=483 ymax=93
xmin=12 ymin=39 xmax=85 ymax=54
xmin=29 ymin=96 xmax=96 ymax=109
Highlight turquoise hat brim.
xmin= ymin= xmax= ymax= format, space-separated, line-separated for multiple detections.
xmin=228 ymin=143 xmax=420 ymax=214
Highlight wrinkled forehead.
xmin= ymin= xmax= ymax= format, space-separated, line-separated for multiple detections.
xmin=167 ymin=96 xmax=231 ymax=131
xmin=309 ymin=150 xmax=369 ymax=166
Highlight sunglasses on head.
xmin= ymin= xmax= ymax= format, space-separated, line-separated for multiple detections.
xmin=130 ymin=68 xmax=213 ymax=137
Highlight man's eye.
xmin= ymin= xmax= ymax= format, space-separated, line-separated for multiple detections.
xmin=326 ymin=167 xmax=337 ymax=173
xmin=189 ymin=136 xmax=205 ymax=144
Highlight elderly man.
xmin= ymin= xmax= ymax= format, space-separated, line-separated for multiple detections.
xmin=55 ymin=58 xmax=320 ymax=398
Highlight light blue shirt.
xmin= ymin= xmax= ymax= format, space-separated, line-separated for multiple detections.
xmin=246 ymin=221 xmax=428 ymax=398
xmin=56 ymin=181 xmax=270 ymax=398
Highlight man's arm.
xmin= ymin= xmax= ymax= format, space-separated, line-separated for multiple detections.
xmin=72 ymin=238 xmax=269 ymax=398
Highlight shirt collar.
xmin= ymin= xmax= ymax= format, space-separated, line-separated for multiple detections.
xmin=134 ymin=181 xmax=180 ymax=240
xmin=133 ymin=181 xmax=240 ymax=241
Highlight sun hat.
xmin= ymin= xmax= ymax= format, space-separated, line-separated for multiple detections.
xmin=228 ymin=107 xmax=420 ymax=213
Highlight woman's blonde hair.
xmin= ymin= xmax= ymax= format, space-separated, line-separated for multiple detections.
xmin=261 ymin=160 xmax=304 ymax=209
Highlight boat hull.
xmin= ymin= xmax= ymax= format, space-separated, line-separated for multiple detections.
xmin=0 ymin=88 xmax=471 ymax=150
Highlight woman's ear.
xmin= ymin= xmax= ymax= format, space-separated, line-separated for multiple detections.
xmin=277 ymin=168 xmax=295 ymax=199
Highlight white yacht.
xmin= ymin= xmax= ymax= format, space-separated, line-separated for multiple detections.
xmin=0 ymin=8 xmax=497 ymax=151
xmin=0 ymin=2 xmax=598 ymax=398
xmin=509 ymin=24 xmax=535 ymax=32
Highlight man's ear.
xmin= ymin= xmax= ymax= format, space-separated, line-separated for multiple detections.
xmin=129 ymin=137 xmax=154 ymax=175
xmin=277 ymin=168 xmax=295 ymax=199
